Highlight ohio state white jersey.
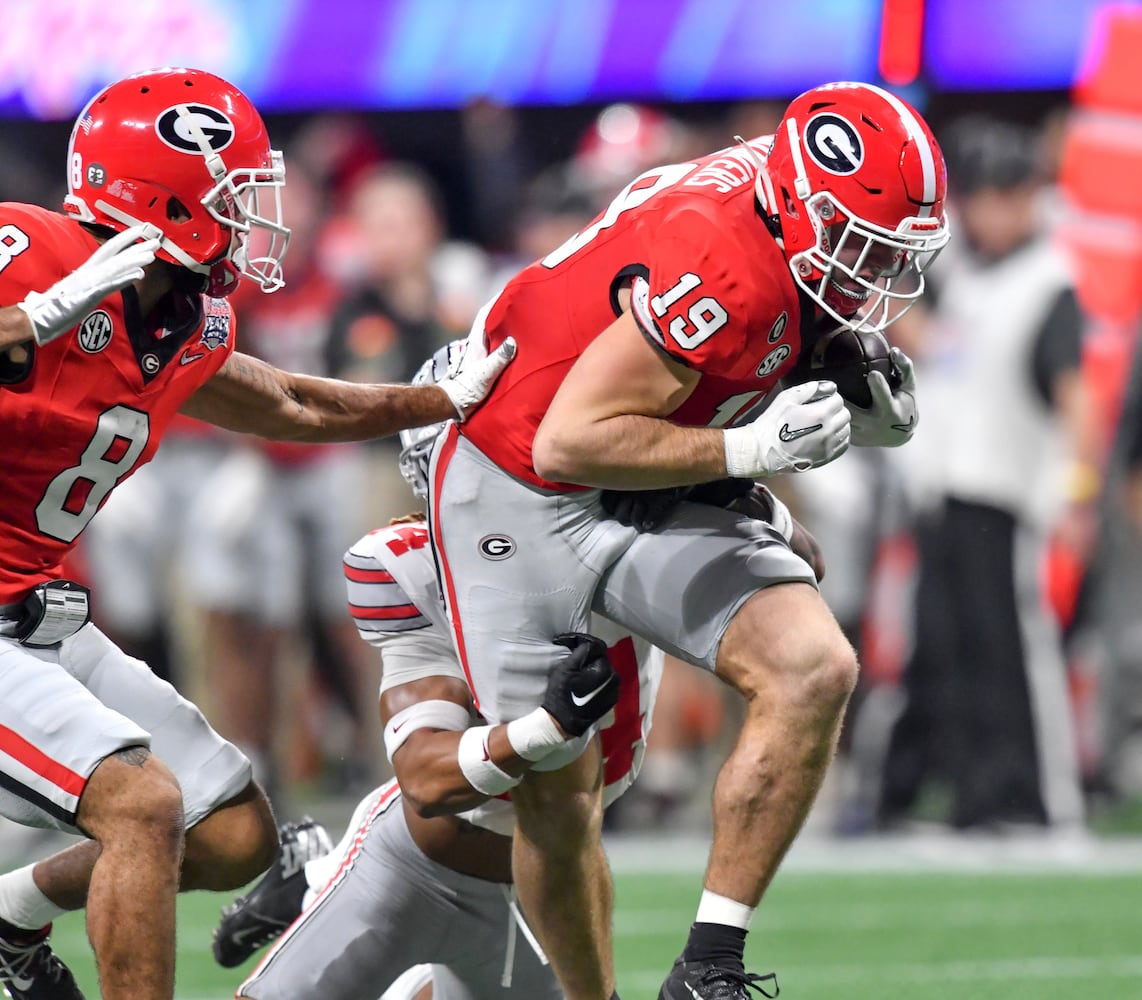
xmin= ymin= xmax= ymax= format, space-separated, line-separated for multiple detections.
xmin=343 ymin=520 xmax=662 ymax=831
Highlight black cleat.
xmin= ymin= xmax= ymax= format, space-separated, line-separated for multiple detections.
xmin=0 ymin=920 xmax=85 ymax=1000
xmin=212 ymin=817 xmax=333 ymax=968
xmin=658 ymin=958 xmax=779 ymax=1000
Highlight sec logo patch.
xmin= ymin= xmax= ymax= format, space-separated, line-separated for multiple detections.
xmin=757 ymin=344 xmax=791 ymax=377
xmin=78 ymin=310 xmax=113 ymax=353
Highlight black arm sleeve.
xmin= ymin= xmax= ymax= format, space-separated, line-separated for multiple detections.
xmin=1030 ymin=287 xmax=1083 ymax=407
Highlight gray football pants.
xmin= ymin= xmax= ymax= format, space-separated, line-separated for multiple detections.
xmin=238 ymin=785 xmax=560 ymax=1000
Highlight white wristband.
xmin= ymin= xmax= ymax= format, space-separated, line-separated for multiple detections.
xmin=383 ymin=700 xmax=471 ymax=761
xmin=505 ymin=708 xmax=566 ymax=762
xmin=723 ymin=426 xmax=760 ymax=478
xmin=457 ymin=726 xmax=522 ymax=796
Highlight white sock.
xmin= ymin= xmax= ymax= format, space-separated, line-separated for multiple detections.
xmin=695 ymin=889 xmax=756 ymax=931
xmin=0 ymin=864 xmax=67 ymax=931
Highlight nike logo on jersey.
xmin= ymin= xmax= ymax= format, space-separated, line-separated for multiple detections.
xmin=571 ymin=678 xmax=612 ymax=707
xmin=179 ymin=350 xmax=205 ymax=365
xmin=891 ymin=415 xmax=916 ymax=434
xmin=778 ymin=422 xmax=822 ymax=443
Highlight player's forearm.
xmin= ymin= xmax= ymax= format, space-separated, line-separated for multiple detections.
xmin=183 ymin=353 xmax=458 ymax=441
xmin=532 ymin=412 xmax=728 ymax=489
xmin=268 ymin=372 xmax=457 ymax=443
xmin=397 ymin=726 xmax=529 ymax=818
xmin=0 ymin=305 xmax=34 ymax=349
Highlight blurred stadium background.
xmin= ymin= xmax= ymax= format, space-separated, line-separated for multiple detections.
xmin=4 ymin=0 xmax=1142 ymax=996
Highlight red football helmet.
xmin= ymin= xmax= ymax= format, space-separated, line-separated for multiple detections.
xmin=63 ymin=67 xmax=289 ymax=297
xmin=756 ymin=82 xmax=949 ymax=333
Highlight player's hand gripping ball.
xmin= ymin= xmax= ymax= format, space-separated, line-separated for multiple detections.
xmin=803 ymin=328 xmax=899 ymax=409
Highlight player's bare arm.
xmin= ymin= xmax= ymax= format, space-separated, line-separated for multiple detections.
xmin=533 ymin=309 xmax=729 ymax=489
xmin=381 ymin=675 xmax=527 ymax=817
xmin=0 ymin=306 xmax=35 ymax=350
xmin=382 ymin=633 xmax=619 ymax=818
xmin=534 ymin=306 xmax=851 ymax=487
xmin=180 ymin=352 xmax=459 ymax=443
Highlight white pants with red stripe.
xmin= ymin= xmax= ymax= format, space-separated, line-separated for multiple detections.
xmin=0 ymin=624 xmax=250 ymax=832
xmin=240 ymin=780 xmax=560 ymax=1000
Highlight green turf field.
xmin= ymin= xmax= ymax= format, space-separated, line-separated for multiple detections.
xmin=48 ymin=864 xmax=1142 ymax=999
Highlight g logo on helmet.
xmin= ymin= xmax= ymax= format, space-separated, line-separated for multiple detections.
xmin=478 ymin=534 xmax=516 ymax=561
xmin=804 ymin=113 xmax=863 ymax=176
xmin=155 ymin=104 xmax=236 ymax=154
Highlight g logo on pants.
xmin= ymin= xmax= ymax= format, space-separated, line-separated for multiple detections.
xmin=478 ymin=534 xmax=516 ymax=560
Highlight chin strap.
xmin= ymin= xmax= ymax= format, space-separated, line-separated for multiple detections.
xmin=736 ymin=135 xmax=784 ymax=244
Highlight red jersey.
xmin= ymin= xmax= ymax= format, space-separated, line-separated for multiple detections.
xmin=0 ymin=204 xmax=236 ymax=601
xmin=462 ymin=139 xmax=805 ymax=490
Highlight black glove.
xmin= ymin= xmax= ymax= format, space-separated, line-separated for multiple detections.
xmin=599 ymin=486 xmax=685 ymax=531
xmin=541 ymin=632 xmax=621 ymax=737
xmin=685 ymin=477 xmax=756 ymax=509
xmin=599 ymin=477 xmax=755 ymax=532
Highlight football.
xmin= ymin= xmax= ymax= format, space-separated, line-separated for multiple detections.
xmin=802 ymin=327 xmax=897 ymax=409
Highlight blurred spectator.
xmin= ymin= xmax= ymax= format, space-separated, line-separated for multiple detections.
xmin=188 ymin=166 xmax=378 ymax=802
xmin=288 ymin=113 xmax=389 ymax=210
xmin=878 ymin=115 xmax=1099 ymax=831
xmin=460 ymin=98 xmax=534 ymax=252
xmin=326 ymin=162 xmax=454 ymax=385
xmin=324 ymin=162 xmax=480 ymax=533
xmin=486 ymin=162 xmax=599 ymax=293
xmin=569 ymin=102 xmax=693 ymax=210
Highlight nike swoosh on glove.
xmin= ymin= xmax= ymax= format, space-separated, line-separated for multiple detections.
xmin=723 ymin=380 xmax=851 ymax=477
xmin=17 ymin=224 xmax=162 ymax=346
xmin=542 ymin=632 xmax=620 ymax=737
xmin=848 ymin=347 xmax=919 ymax=447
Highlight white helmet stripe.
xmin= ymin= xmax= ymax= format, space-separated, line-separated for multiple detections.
xmin=174 ymin=104 xmax=227 ymax=181
xmin=845 ymin=82 xmax=938 ymax=218
xmin=784 ymin=117 xmax=812 ymax=200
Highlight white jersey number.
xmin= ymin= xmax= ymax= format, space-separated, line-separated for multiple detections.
xmin=35 ymin=405 xmax=151 ymax=542
xmin=0 ymin=224 xmax=30 ymax=273
xmin=650 ymin=272 xmax=729 ymax=351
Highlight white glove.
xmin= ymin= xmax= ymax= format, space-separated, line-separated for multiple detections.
xmin=723 ymin=380 xmax=851 ymax=477
xmin=437 ymin=336 xmax=516 ymax=420
xmin=848 ymin=347 xmax=919 ymax=447
xmin=17 ymin=224 xmax=161 ymax=346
